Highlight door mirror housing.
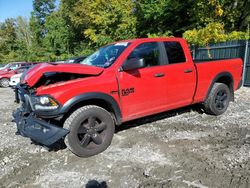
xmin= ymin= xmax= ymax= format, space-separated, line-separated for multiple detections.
xmin=121 ymin=58 xmax=145 ymax=71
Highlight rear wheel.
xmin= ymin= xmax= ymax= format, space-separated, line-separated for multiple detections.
xmin=0 ymin=78 xmax=10 ymax=88
xmin=203 ymin=83 xmax=230 ymax=115
xmin=64 ymin=105 xmax=115 ymax=157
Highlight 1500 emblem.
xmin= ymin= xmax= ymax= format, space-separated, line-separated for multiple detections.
xmin=122 ymin=88 xmax=135 ymax=96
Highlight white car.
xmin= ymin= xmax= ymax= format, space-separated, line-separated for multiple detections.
xmin=9 ymin=73 xmax=22 ymax=87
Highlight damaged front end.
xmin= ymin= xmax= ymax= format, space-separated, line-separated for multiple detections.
xmin=13 ymin=85 xmax=69 ymax=146
xmin=12 ymin=63 xmax=104 ymax=146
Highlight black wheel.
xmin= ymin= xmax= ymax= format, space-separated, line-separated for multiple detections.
xmin=203 ymin=83 xmax=230 ymax=115
xmin=64 ymin=105 xmax=115 ymax=157
xmin=0 ymin=78 xmax=10 ymax=88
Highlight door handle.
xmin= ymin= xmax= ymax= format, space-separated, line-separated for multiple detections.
xmin=154 ymin=73 xmax=165 ymax=77
xmin=184 ymin=69 xmax=193 ymax=73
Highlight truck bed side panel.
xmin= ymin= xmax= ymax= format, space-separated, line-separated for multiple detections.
xmin=193 ymin=58 xmax=243 ymax=103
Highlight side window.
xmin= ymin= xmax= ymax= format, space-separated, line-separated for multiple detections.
xmin=16 ymin=67 xmax=28 ymax=73
xmin=127 ymin=42 xmax=161 ymax=67
xmin=164 ymin=42 xmax=186 ymax=64
xmin=9 ymin=64 xmax=19 ymax=70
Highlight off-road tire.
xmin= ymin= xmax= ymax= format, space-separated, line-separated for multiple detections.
xmin=203 ymin=83 xmax=230 ymax=115
xmin=64 ymin=105 xmax=115 ymax=157
xmin=0 ymin=78 xmax=10 ymax=88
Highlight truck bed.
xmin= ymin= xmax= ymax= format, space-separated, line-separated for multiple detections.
xmin=193 ymin=58 xmax=243 ymax=103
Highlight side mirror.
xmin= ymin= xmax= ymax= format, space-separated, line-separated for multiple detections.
xmin=121 ymin=58 xmax=145 ymax=71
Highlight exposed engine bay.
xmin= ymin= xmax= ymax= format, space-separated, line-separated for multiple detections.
xmin=33 ymin=72 xmax=86 ymax=87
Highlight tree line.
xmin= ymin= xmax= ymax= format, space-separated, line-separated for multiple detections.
xmin=0 ymin=0 xmax=249 ymax=63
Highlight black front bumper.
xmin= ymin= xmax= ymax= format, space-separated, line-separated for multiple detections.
xmin=13 ymin=85 xmax=69 ymax=146
xmin=13 ymin=108 xmax=69 ymax=146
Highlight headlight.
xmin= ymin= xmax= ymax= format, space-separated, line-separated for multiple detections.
xmin=40 ymin=96 xmax=50 ymax=105
xmin=31 ymin=95 xmax=60 ymax=111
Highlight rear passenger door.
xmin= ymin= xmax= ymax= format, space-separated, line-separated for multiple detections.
xmin=163 ymin=41 xmax=196 ymax=109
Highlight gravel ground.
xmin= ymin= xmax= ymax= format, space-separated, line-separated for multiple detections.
xmin=0 ymin=87 xmax=250 ymax=188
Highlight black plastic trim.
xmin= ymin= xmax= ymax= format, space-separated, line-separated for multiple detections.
xmin=59 ymin=92 xmax=122 ymax=125
xmin=205 ymin=72 xmax=234 ymax=101
xmin=13 ymin=108 xmax=69 ymax=146
xmin=237 ymin=79 xmax=242 ymax=90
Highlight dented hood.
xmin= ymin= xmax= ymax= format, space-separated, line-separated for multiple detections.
xmin=22 ymin=63 xmax=104 ymax=87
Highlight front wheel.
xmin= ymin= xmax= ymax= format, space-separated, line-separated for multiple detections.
xmin=64 ymin=105 xmax=115 ymax=157
xmin=203 ymin=83 xmax=231 ymax=115
xmin=0 ymin=78 xmax=10 ymax=88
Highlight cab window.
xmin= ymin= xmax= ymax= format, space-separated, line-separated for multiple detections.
xmin=127 ymin=42 xmax=161 ymax=67
xmin=164 ymin=42 xmax=186 ymax=64
xmin=9 ymin=64 xmax=19 ymax=70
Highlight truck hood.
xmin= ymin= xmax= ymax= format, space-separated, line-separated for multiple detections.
xmin=22 ymin=63 xmax=104 ymax=87
xmin=0 ymin=70 xmax=14 ymax=77
xmin=0 ymin=70 xmax=8 ymax=74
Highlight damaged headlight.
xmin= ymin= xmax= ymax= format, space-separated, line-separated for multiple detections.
xmin=30 ymin=95 xmax=60 ymax=111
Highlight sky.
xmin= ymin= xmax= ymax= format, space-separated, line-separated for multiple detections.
xmin=0 ymin=0 xmax=33 ymax=22
xmin=0 ymin=0 xmax=60 ymax=22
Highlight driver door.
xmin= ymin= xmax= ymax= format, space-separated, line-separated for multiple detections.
xmin=117 ymin=42 xmax=168 ymax=121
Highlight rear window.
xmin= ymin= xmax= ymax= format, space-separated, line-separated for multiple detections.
xmin=164 ymin=42 xmax=186 ymax=64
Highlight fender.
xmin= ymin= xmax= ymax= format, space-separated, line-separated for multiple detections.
xmin=0 ymin=76 xmax=9 ymax=79
xmin=59 ymin=92 xmax=122 ymax=125
xmin=205 ymin=72 xmax=234 ymax=101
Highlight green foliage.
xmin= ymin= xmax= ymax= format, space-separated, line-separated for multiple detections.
xmin=33 ymin=0 xmax=55 ymax=21
xmin=147 ymin=31 xmax=173 ymax=38
xmin=0 ymin=19 xmax=17 ymax=52
xmin=59 ymin=0 xmax=84 ymax=54
xmin=0 ymin=19 xmax=18 ymax=63
xmin=227 ymin=31 xmax=250 ymax=41
xmin=136 ymin=0 xmax=195 ymax=36
xmin=0 ymin=0 xmax=249 ymax=63
xmin=30 ymin=0 xmax=55 ymax=43
xmin=191 ymin=0 xmax=250 ymax=31
xmin=183 ymin=23 xmax=227 ymax=46
xmin=44 ymin=11 xmax=69 ymax=54
xmin=71 ymin=0 xmax=137 ymax=46
xmin=183 ymin=22 xmax=250 ymax=46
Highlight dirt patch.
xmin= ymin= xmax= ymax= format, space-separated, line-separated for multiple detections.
xmin=0 ymin=87 xmax=250 ymax=187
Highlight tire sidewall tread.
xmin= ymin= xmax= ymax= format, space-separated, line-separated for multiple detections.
xmin=203 ymin=83 xmax=230 ymax=115
xmin=64 ymin=105 xmax=114 ymax=157
xmin=0 ymin=78 xmax=10 ymax=88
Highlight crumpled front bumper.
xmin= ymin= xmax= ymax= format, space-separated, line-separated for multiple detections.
xmin=13 ymin=108 xmax=69 ymax=146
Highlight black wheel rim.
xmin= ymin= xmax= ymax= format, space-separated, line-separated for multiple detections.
xmin=215 ymin=90 xmax=228 ymax=110
xmin=77 ymin=116 xmax=107 ymax=148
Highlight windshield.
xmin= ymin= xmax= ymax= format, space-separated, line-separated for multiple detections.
xmin=0 ymin=63 xmax=10 ymax=70
xmin=80 ymin=42 xmax=130 ymax=68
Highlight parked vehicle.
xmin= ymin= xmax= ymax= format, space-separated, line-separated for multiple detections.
xmin=0 ymin=63 xmax=37 ymax=87
xmin=9 ymin=73 xmax=23 ymax=87
xmin=64 ymin=56 xmax=86 ymax=64
xmin=0 ymin=62 xmax=26 ymax=73
xmin=13 ymin=38 xmax=243 ymax=157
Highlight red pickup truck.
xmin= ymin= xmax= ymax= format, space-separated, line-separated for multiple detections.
xmin=13 ymin=38 xmax=243 ymax=157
